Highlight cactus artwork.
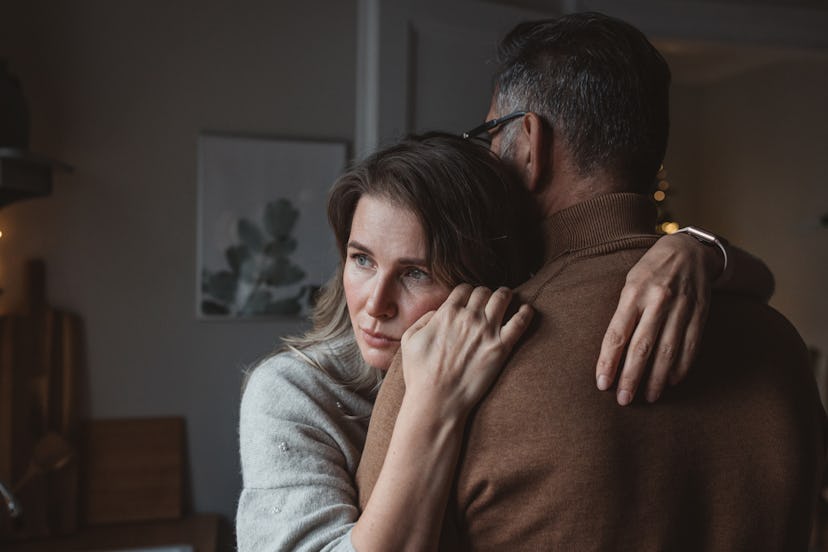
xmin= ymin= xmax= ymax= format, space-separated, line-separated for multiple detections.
xmin=201 ymin=198 xmax=318 ymax=316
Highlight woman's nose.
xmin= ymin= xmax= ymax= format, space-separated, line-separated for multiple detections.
xmin=365 ymin=275 xmax=397 ymax=318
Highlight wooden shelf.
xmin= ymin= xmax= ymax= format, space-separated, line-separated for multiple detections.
xmin=0 ymin=148 xmax=71 ymax=208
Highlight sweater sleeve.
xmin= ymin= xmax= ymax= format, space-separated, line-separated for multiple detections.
xmin=236 ymin=354 xmax=360 ymax=552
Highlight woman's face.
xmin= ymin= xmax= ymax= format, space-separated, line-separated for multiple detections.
xmin=343 ymin=195 xmax=451 ymax=371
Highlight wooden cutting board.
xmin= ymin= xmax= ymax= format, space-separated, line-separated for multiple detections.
xmin=0 ymin=259 xmax=81 ymax=539
xmin=80 ymin=417 xmax=186 ymax=525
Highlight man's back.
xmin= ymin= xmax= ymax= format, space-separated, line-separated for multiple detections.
xmin=448 ymin=252 xmax=823 ymax=551
xmin=357 ymin=194 xmax=826 ymax=551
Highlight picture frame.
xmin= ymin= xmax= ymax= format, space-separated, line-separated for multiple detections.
xmin=196 ymin=133 xmax=348 ymax=320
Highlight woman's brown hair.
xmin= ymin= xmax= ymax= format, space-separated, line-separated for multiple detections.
xmin=281 ymin=132 xmax=540 ymax=393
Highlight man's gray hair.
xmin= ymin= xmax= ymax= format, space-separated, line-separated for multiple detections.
xmin=493 ymin=12 xmax=671 ymax=193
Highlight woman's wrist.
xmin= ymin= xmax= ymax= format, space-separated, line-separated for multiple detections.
xmin=398 ymin=391 xmax=469 ymax=433
xmin=354 ymin=392 xmax=466 ymax=552
xmin=672 ymin=226 xmax=729 ymax=285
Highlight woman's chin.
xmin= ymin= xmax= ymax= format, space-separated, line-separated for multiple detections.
xmin=359 ymin=347 xmax=396 ymax=373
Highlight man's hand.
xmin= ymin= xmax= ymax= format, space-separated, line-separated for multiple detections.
xmin=595 ymin=233 xmax=723 ymax=405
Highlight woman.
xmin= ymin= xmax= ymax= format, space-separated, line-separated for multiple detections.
xmin=237 ymin=133 xmax=768 ymax=551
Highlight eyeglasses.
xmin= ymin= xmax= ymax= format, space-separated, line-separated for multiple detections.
xmin=462 ymin=110 xmax=527 ymax=145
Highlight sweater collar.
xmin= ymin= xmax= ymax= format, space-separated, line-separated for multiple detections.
xmin=542 ymin=192 xmax=658 ymax=261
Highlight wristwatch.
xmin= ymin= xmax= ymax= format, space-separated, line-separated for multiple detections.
xmin=673 ymin=226 xmax=728 ymax=276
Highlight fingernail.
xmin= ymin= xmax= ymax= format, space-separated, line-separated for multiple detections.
xmin=617 ymin=389 xmax=632 ymax=406
xmin=597 ymin=375 xmax=610 ymax=391
xmin=646 ymin=389 xmax=661 ymax=403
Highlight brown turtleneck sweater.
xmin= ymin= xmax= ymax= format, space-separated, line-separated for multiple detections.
xmin=356 ymin=193 xmax=825 ymax=551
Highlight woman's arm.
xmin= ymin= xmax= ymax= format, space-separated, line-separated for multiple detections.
xmin=595 ymin=231 xmax=775 ymax=406
xmin=351 ymin=286 xmax=533 ymax=552
xmin=238 ymin=288 xmax=528 ymax=552
xmin=237 ymin=356 xmax=368 ymax=552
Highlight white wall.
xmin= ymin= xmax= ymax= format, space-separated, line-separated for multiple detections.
xmin=668 ymin=58 xmax=828 ymax=359
xmin=0 ymin=0 xmax=356 ymax=522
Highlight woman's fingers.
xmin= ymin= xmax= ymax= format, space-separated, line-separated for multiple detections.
xmin=481 ymin=286 xmax=533 ymax=353
xmin=669 ymin=295 xmax=708 ymax=387
xmin=598 ymin=282 xmax=707 ymax=405
xmin=500 ymin=303 xmax=534 ymax=351
xmin=424 ymin=284 xmax=531 ymax=357
xmin=643 ymin=295 xmax=691 ymax=403
xmin=445 ymin=283 xmax=474 ymax=308
xmin=483 ymin=287 xmax=512 ymax=325
xmin=401 ymin=284 xmax=534 ymax=419
xmin=465 ymin=286 xmax=529 ymax=347
xmin=402 ymin=310 xmax=435 ymax=343
xmin=465 ymin=285 xmax=493 ymax=312
xmin=614 ymin=301 xmax=668 ymax=406
xmin=423 ymin=284 xmax=532 ymax=350
xmin=596 ymin=288 xmax=639 ymax=392
xmin=597 ymin=230 xmax=719 ymax=405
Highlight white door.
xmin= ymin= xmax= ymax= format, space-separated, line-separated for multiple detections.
xmin=354 ymin=0 xmax=549 ymax=158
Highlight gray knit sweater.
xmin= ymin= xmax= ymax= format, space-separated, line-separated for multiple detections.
xmin=237 ymin=337 xmax=374 ymax=552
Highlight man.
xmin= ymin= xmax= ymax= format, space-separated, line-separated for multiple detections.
xmin=356 ymin=12 xmax=826 ymax=550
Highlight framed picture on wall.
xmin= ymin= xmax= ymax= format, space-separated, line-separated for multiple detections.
xmin=196 ymin=133 xmax=348 ymax=320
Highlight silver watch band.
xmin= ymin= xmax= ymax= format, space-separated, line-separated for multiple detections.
xmin=673 ymin=226 xmax=728 ymax=276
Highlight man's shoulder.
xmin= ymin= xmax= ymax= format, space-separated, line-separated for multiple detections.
xmin=517 ymin=242 xmax=650 ymax=302
xmin=705 ymin=293 xmax=807 ymax=355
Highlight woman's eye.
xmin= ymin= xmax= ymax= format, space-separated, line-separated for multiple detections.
xmin=350 ymin=253 xmax=371 ymax=267
xmin=404 ymin=268 xmax=430 ymax=281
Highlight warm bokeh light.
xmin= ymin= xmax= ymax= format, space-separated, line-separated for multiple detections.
xmin=653 ymin=190 xmax=666 ymax=202
xmin=657 ymin=180 xmax=670 ymax=191
xmin=661 ymin=221 xmax=680 ymax=234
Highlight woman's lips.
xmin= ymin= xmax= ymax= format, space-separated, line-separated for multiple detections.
xmin=360 ymin=328 xmax=399 ymax=348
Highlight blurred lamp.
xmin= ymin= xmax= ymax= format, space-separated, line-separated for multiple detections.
xmin=0 ymin=59 xmax=71 ymax=209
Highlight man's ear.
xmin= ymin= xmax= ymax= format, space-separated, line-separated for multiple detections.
xmin=522 ymin=112 xmax=548 ymax=192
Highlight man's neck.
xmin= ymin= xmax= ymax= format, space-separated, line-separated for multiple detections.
xmin=538 ymin=169 xmax=622 ymax=218
xmin=538 ymin=192 xmax=658 ymax=263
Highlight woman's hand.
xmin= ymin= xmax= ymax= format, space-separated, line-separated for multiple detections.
xmin=401 ymin=284 xmax=534 ymax=422
xmin=353 ymin=284 xmax=532 ymax=552
xmin=595 ymin=233 xmax=721 ymax=405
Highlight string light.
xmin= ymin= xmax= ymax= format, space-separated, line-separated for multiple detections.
xmin=654 ymin=165 xmax=679 ymax=233
xmin=661 ymin=221 xmax=680 ymax=234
